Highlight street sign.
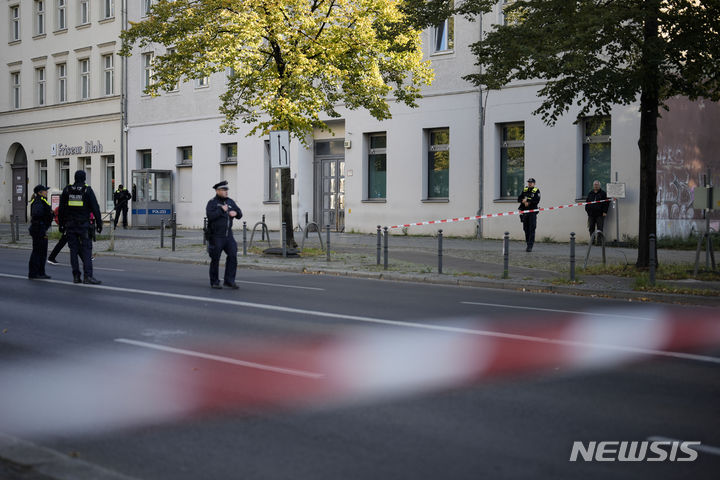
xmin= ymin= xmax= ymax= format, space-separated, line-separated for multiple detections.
xmin=606 ymin=182 xmax=626 ymax=199
xmin=269 ymin=130 xmax=290 ymax=169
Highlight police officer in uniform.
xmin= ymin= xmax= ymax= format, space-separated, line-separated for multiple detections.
xmin=518 ymin=177 xmax=541 ymax=252
xmin=58 ymin=170 xmax=102 ymax=284
xmin=113 ymin=184 xmax=132 ymax=229
xmin=28 ymin=184 xmax=54 ymax=279
xmin=206 ymin=181 xmax=242 ymax=289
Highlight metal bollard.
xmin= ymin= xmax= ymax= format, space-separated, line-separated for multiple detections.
xmin=243 ymin=221 xmax=247 ymax=256
xmin=160 ymin=219 xmax=165 ymax=248
xmin=503 ymin=232 xmax=509 ymax=279
xmin=171 ymin=212 xmax=176 ymax=252
xmin=570 ymin=232 xmax=576 ymax=282
xmin=202 ymin=217 xmax=208 ymax=246
xmin=438 ymin=229 xmax=443 ymax=274
xmin=305 ymin=212 xmax=309 ymax=239
xmin=649 ymin=234 xmax=656 ymax=286
xmin=109 ymin=218 xmax=115 ymax=252
xmin=282 ymin=222 xmax=287 ymax=258
xmin=9 ymin=215 xmax=15 ymax=242
xmin=326 ymin=224 xmax=331 ymax=262
xmin=261 ymin=214 xmax=266 ymax=241
xmin=376 ymin=225 xmax=382 ymax=266
xmin=383 ymin=227 xmax=389 ymax=270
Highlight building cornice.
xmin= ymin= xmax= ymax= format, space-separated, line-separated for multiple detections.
xmin=0 ymin=112 xmax=122 ymax=134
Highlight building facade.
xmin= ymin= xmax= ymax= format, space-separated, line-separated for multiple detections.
xmin=1 ymin=0 xmax=124 ymax=222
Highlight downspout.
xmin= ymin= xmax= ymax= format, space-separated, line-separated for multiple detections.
xmin=121 ymin=0 xmax=128 ymax=186
xmin=476 ymin=13 xmax=484 ymax=239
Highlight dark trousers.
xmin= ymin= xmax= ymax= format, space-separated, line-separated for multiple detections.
xmin=29 ymin=231 xmax=48 ymax=277
xmin=588 ymin=215 xmax=605 ymax=236
xmin=208 ymin=235 xmax=238 ymax=285
xmin=49 ymin=233 xmax=68 ymax=261
xmin=67 ymin=228 xmax=93 ymax=277
xmin=114 ymin=205 xmax=128 ymax=228
xmin=521 ymin=213 xmax=537 ymax=247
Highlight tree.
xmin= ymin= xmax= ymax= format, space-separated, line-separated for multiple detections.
xmin=453 ymin=0 xmax=720 ymax=267
xmin=120 ymin=0 xmax=432 ymax=246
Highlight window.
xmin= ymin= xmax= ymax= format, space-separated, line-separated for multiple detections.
xmin=56 ymin=0 xmax=66 ymax=30
xmin=37 ymin=160 xmax=48 ymax=186
xmin=103 ymin=0 xmax=114 ymax=19
xmin=502 ymin=0 xmax=525 ymax=26
xmin=195 ymin=76 xmax=209 ymax=88
xmin=367 ymin=133 xmax=387 ymax=199
xmin=222 ymin=143 xmax=237 ymax=163
xmin=79 ymin=0 xmax=89 ymax=24
xmin=165 ymin=48 xmax=179 ymax=91
xmin=177 ymin=146 xmax=192 ymax=166
xmin=35 ymin=0 xmax=45 ymax=35
xmin=103 ymin=155 xmax=115 ymax=210
xmin=427 ymin=128 xmax=449 ymax=198
xmin=582 ymin=117 xmax=611 ymax=195
xmin=143 ymin=0 xmax=152 ymax=16
xmin=142 ymin=52 xmax=153 ymax=90
xmin=103 ymin=54 xmax=114 ymax=95
xmin=139 ymin=150 xmax=151 ymax=169
xmin=79 ymin=59 xmax=90 ymax=99
xmin=433 ymin=17 xmax=453 ymax=52
xmin=58 ymin=158 xmax=70 ymax=189
xmin=80 ymin=157 xmax=91 ymax=184
xmin=57 ymin=63 xmax=66 ymax=102
xmin=264 ymin=140 xmax=280 ymax=202
xmin=500 ymin=123 xmax=525 ymax=198
xmin=36 ymin=67 xmax=46 ymax=106
xmin=10 ymin=5 xmax=20 ymax=41
xmin=11 ymin=72 xmax=21 ymax=109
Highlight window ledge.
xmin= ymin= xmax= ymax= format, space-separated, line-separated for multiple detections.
xmin=8 ymin=40 xmax=21 ymax=46
xmin=422 ymin=198 xmax=449 ymax=203
xmin=33 ymin=33 xmax=47 ymax=40
xmin=263 ymin=201 xmax=280 ymax=205
xmin=430 ymin=49 xmax=454 ymax=57
xmin=76 ymin=23 xmax=91 ymax=30
xmin=494 ymin=198 xmax=518 ymax=203
xmin=176 ymin=163 xmax=193 ymax=168
xmin=99 ymin=17 xmax=115 ymax=24
xmin=362 ymin=199 xmax=387 ymax=203
xmin=53 ymin=28 xmax=68 ymax=35
xmin=219 ymin=161 xmax=237 ymax=165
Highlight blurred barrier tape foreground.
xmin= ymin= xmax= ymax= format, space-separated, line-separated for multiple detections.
xmin=0 ymin=307 xmax=718 ymax=437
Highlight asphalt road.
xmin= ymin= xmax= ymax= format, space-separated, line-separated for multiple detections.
xmin=0 ymin=248 xmax=718 ymax=480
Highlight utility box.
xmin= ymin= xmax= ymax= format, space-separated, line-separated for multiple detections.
xmin=693 ymin=186 xmax=719 ymax=211
xmin=131 ymin=169 xmax=173 ymax=228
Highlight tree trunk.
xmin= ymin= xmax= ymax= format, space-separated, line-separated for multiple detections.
xmin=281 ymin=167 xmax=296 ymax=248
xmin=636 ymin=1 xmax=660 ymax=268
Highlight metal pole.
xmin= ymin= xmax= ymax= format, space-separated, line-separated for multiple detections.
xmin=305 ymin=212 xmax=309 ymax=239
xmin=202 ymin=217 xmax=207 ymax=246
xmin=614 ymin=171 xmax=619 ymax=244
xmin=171 ymin=212 xmax=176 ymax=252
xmin=383 ymin=227 xmax=389 ymax=270
xmin=502 ymin=231 xmax=509 ymax=279
xmin=376 ymin=225 xmax=382 ymax=266
xmin=438 ymin=229 xmax=443 ymax=274
xmin=282 ymin=221 xmax=287 ymax=258
xmin=243 ymin=221 xmax=247 ymax=256
xmin=326 ymin=224 xmax=331 ymax=262
xmin=649 ymin=234 xmax=656 ymax=286
xmin=9 ymin=215 xmax=15 ymax=242
xmin=261 ymin=214 xmax=266 ymax=241
xmin=160 ymin=219 xmax=165 ymax=248
xmin=109 ymin=217 xmax=115 ymax=251
xmin=14 ymin=214 xmax=20 ymax=241
xmin=570 ymin=232 xmax=576 ymax=282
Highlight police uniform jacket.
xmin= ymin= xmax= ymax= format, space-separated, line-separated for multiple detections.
xmin=518 ymin=186 xmax=541 ymax=212
xmin=29 ymin=196 xmax=53 ymax=235
xmin=585 ymin=189 xmax=609 ymax=217
xmin=58 ymin=182 xmax=102 ymax=230
xmin=206 ymin=196 xmax=243 ymax=238
xmin=113 ymin=188 xmax=131 ymax=208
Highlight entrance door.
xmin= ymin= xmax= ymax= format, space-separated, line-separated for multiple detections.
xmin=320 ymin=158 xmax=345 ymax=232
xmin=12 ymin=167 xmax=27 ymax=223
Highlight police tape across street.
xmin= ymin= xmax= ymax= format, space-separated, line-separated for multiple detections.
xmin=387 ymin=198 xmax=614 ymax=230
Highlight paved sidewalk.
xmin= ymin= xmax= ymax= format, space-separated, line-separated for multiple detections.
xmin=1 ymin=223 xmax=718 ymax=305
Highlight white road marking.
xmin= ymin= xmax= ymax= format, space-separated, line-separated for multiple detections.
xmin=114 ymin=338 xmax=324 ymax=379
xmin=647 ymin=436 xmax=720 ymax=457
xmin=2 ymin=272 xmax=719 ymax=365
xmin=233 ymin=279 xmax=324 ymax=291
xmin=461 ymin=301 xmax=655 ymax=320
xmin=49 ymin=262 xmax=125 ymax=272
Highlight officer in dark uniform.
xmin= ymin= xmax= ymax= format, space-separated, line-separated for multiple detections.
xmin=28 ymin=184 xmax=54 ymax=280
xmin=518 ymin=177 xmax=541 ymax=252
xmin=113 ymin=184 xmax=132 ymax=229
xmin=58 ymin=170 xmax=103 ymax=284
xmin=206 ymin=181 xmax=242 ymax=289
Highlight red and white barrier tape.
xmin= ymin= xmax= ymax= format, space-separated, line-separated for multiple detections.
xmin=388 ymin=198 xmax=613 ymax=229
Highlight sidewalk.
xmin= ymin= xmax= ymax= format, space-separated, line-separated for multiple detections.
xmin=1 ymin=223 xmax=718 ymax=305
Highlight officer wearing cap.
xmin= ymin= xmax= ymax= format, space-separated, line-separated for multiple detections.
xmin=58 ymin=170 xmax=102 ymax=284
xmin=206 ymin=180 xmax=243 ymax=289
xmin=518 ymin=177 xmax=541 ymax=252
xmin=113 ymin=184 xmax=132 ymax=229
xmin=28 ymin=184 xmax=54 ymax=280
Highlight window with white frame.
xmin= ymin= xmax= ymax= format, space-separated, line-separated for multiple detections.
xmin=36 ymin=67 xmax=46 ymax=106
xmin=103 ymin=0 xmax=114 ymax=19
xmin=582 ymin=117 xmax=611 ymax=195
xmin=58 ymin=158 xmax=70 ymax=188
xmin=367 ymin=133 xmax=387 ymax=199
xmin=433 ymin=16 xmax=453 ymax=52
xmin=37 ymin=160 xmax=48 ymax=186
xmin=142 ymin=52 xmax=153 ymax=90
xmin=222 ymin=143 xmax=237 ymax=163
xmin=79 ymin=58 xmax=90 ymax=99
xmin=103 ymin=54 xmax=114 ymax=95
xmin=57 ymin=63 xmax=66 ymax=102
xmin=427 ymin=128 xmax=450 ymax=198
xmin=143 ymin=0 xmax=152 ymax=17
xmin=79 ymin=0 xmax=89 ymax=24
xmin=10 ymin=5 xmax=21 ymax=41
xmin=139 ymin=150 xmax=151 ymax=169
xmin=56 ymin=0 xmax=66 ymax=30
xmin=195 ymin=76 xmax=209 ymax=88
xmin=264 ymin=141 xmax=281 ymax=202
xmin=165 ymin=48 xmax=179 ymax=91
xmin=177 ymin=146 xmax=192 ymax=166
xmin=35 ymin=0 xmax=45 ymax=35
xmin=499 ymin=123 xmax=525 ymax=198
xmin=11 ymin=72 xmax=21 ymax=109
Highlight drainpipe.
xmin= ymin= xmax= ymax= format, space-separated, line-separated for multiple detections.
xmin=476 ymin=13 xmax=484 ymax=239
xmin=121 ymin=0 xmax=128 ymax=186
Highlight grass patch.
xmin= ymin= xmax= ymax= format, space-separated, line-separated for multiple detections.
xmin=633 ymin=275 xmax=720 ymax=296
xmin=551 ymin=277 xmax=585 ymax=285
xmin=579 ymin=263 xmax=720 ymax=281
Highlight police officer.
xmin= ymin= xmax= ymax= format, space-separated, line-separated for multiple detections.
xmin=518 ymin=177 xmax=541 ymax=252
xmin=28 ymin=184 xmax=54 ymax=280
xmin=585 ymin=180 xmax=609 ymax=242
xmin=58 ymin=170 xmax=102 ymax=284
xmin=113 ymin=184 xmax=132 ymax=229
xmin=206 ymin=181 xmax=242 ymax=289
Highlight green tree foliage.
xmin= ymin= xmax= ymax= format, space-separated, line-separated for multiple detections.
xmin=453 ymin=0 xmax=720 ymax=267
xmin=120 ymin=0 xmax=432 ymax=244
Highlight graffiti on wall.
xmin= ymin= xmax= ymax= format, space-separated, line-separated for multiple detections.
xmin=657 ymin=97 xmax=720 ymax=239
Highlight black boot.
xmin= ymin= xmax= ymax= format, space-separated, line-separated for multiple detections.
xmin=73 ymin=273 xmax=82 ymax=284
xmin=83 ymin=276 xmax=102 ymax=285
